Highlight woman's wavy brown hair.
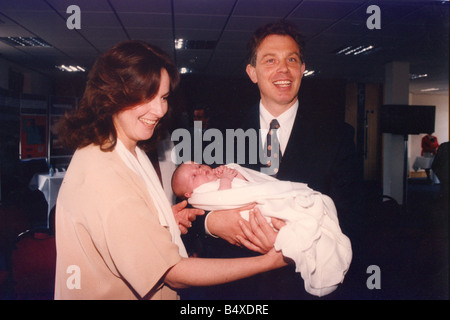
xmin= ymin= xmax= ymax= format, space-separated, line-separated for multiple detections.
xmin=57 ymin=40 xmax=179 ymax=152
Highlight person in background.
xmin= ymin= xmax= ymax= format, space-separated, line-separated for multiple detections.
xmin=193 ymin=107 xmax=210 ymax=131
xmin=421 ymin=133 xmax=439 ymax=181
xmin=54 ymin=40 xmax=288 ymax=300
xmin=421 ymin=133 xmax=439 ymax=157
xmin=431 ymin=141 xmax=448 ymax=203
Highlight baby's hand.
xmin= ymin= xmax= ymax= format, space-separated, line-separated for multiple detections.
xmin=212 ymin=165 xmax=225 ymax=177
xmin=217 ymin=167 xmax=237 ymax=191
xmin=220 ymin=167 xmax=238 ymax=180
xmin=213 ymin=165 xmax=235 ymax=177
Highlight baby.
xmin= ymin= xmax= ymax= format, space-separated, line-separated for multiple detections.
xmin=171 ymin=162 xmax=247 ymax=199
xmin=171 ymin=162 xmax=353 ymax=297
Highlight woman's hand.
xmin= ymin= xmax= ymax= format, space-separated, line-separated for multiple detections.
xmin=172 ymin=200 xmax=205 ymax=234
xmin=236 ymin=208 xmax=286 ymax=254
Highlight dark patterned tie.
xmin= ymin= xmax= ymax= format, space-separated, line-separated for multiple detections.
xmin=264 ymin=119 xmax=282 ymax=175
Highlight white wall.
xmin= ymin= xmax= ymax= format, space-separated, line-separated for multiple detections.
xmin=408 ymin=92 xmax=449 ymax=172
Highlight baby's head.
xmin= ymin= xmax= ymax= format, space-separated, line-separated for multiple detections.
xmin=171 ymin=162 xmax=218 ymax=199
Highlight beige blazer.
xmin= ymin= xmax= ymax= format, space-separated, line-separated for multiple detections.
xmin=54 ymin=144 xmax=181 ymax=300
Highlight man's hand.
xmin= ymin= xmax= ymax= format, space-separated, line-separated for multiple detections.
xmin=172 ymin=200 xmax=205 ymax=234
xmin=237 ymin=208 xmax=286 ymax=254
xmin=206 ymin=203 xmax=256 ymax=245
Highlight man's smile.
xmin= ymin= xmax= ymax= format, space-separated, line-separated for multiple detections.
xmin=273 ymin=80 xmax=292 ymax=88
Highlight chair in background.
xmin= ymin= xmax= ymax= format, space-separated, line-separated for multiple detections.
xmin=11 ymin=229 xmax=56 ymax=300
xmin=0 ymin=205 xmax=30 ymax=299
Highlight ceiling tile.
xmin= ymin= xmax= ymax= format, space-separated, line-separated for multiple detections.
xmin=175 ymin=28 xmax=222 ymax=41
xmin=45 ymin=0 xmax=112 ymax=12
xmin=289 ymin=0 xmax=361 ymax=20
xmin=175 ymin=14 xmax=228 ymax=30
xmin=109 ymin=0 xmax=171 ymax=14
xmin=118 ymin=12 xmax=172 ymax=29
xmin=233 ymin=0 xmax=300 ymax=17
xmin=173 ymin=0 xmax=235 ymax=15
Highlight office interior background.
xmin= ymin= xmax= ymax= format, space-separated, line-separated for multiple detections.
xmin=0 ymin=0 xmax=448 ymax=300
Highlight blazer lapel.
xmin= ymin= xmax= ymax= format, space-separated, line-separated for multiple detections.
xmin=238 ymin=103 xmax=264 ymax=170
xmin=277 ymin=105 xmax=315 ymax=179
xmin=241 ymin=103 xmax=260 ymax=131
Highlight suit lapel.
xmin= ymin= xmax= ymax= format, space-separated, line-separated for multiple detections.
xmin=277 ymin=105 xmax=318 ymax=180
xmin=241 ymin=103 xmax=312 ymax=176
xmin=241 ymin=103 xmax=260 ymax=131
xmin=239 ymin=103 xmax=263 ymax=170
xmin=280 ymin=107 xmax=307 ymax=160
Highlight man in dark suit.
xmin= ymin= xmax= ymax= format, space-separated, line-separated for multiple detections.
xmin=189 ymin=20 xmax=365 ymax=300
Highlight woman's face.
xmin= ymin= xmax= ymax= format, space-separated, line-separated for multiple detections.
xmin=113 ymin=68 xmax=170 ymax=153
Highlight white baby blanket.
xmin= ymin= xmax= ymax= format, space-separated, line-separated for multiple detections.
xmin=189 ymin=163 xmax=352 ymax=297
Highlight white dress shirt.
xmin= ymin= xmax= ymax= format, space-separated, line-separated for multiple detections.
xmin=259 ymin=100 xmax=298 ymax=155
xmin=205 ymin=100 xmax=299 ymax=237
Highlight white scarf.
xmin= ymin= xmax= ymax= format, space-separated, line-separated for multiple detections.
xmin=115 ymin=139 xmax=188 ymax=257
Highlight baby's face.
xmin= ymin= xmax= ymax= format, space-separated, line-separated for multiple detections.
xmin=177 ymin=163 xmax=218 ymax=197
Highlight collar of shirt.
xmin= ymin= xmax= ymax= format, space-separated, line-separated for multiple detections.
xmin=259 ymin=100 xmax=299 ymax=154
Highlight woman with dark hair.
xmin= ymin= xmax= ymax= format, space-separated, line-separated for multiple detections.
xmin=54 ymin=40 xmax=286 ymax=300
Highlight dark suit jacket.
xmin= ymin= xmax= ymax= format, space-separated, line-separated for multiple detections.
xmin=239 ymin=103 xmax=364 ymax=240
xmin=181 ymin=103 xmax=366 ymax=300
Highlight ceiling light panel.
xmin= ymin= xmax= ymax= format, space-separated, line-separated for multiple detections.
xmin=335 ymin=45 xmax=376 ymax=56
xmin=174 ymin=39 xmax=216 ymax=50
xmin=0 ymin=36 xmax=52 ymax=47
xmin=55 ymin=64 xmax=86 ymax=72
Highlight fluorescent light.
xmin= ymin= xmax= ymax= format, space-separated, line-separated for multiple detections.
xmin=60 ymin=65 xmax=72 ymax=72
xmin=56 ymin=64 xmax=86 ymax=72
xmin=174 ymin=39 xmax=216 ymax=50
xmin=336 ymin=45 xmax=375 ymax=56
xmin=410 ymin=73 xmax=428 ymax=80
xmin=420 ymin=88 xmax=440 ymax=92
xmin=0 ymin=36 xmax=51 ymax=47
xmin=179 ymin=67 xmax=192 ymax=74
xmin=175 ymin=39 xmax=184 ymax=50
xmin=337 ymin=46 xmax=352 ymax=55
xmin=353 ymin=45 xmax=374 ymax=55
xmin=303 ymin=70 xmax=315 ymax=77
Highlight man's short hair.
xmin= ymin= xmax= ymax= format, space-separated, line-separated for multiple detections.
xmin=246 ymin=20 xmax=305 ymax=66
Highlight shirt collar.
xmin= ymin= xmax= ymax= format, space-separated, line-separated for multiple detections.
xmin=259 ymin=100 xmax=299 ymax=129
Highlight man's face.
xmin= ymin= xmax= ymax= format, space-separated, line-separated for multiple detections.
xmin=246 ymin=34 xmax=305 ymax=115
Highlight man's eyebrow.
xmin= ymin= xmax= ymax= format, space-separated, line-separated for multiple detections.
xmin=259 ymin=53 xmax=275 ymax=60
xmin=287 ymin=51 xmax=301 ymax=57
xmin=259 ymin=51 xmax=300 ymax=60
